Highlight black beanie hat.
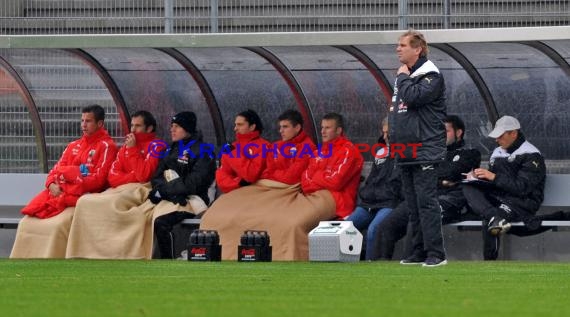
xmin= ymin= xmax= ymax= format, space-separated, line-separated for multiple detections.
xmin=171 ymin=111 xmax=197 ymax=134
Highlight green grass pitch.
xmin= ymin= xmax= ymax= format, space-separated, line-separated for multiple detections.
xmin=1 ymin=260 xmax=569 ymax=316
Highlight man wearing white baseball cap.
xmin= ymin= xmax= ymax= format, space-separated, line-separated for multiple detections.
xmin=487 ymin=115 xmax=521 ymax=138
xmin=462 ymin=115 xmax=546 ymax=260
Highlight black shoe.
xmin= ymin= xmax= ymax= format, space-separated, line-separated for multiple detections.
xmin=422 ymin=257 xmax=448 ymax=267
xmin=488 ymin=216 xmax=511 ymax=236
xmin=399 ymin=254 xmax=426 ymax=265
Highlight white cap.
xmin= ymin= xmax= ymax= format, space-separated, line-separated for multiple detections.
xmin=488 ymin=116 xmax=521 ymax=138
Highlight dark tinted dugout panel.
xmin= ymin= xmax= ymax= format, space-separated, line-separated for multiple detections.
xmin=266 ymin=46 xmax=387 ymax=160
xmin=0 ymin=62 xmax=41 ymax=173
xmin=451 ymin=42 xmax=570 ymax=162
xmin=543 ymin=40 xmax=570 ymax=65
xmin=430 ymin=45 xmax=495 ymax=159
xmin=356 ymin=44 xmax=399 ymax=86
xmin=84 ymin=48 xmax=215 ymax=145
xmin=177 ymin=47 xmax=296 ymax=143
xmin=0 ymin=49 xmax=121 ymax=170
xmin=542 ymin=40 xmax=570 ymax=157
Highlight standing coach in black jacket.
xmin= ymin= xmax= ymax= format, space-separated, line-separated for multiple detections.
xmin=389 ymin=29 xmax=448 ymax=267
xmin=373 ymin=115 xmax=480 ymax=260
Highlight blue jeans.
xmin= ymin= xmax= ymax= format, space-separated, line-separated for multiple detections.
xmin=347 ymin=206 xmax=393 ymax=260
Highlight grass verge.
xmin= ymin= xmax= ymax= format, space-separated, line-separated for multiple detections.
xmin=1 ymin=260 xmax=569 ymax=317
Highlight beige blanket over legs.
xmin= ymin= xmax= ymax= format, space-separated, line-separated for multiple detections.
xmin=10 ymin=207 xmax=75 ymax=258
xmin=200 ymin=179 xmax=336 ymax=261
xmin=65 ymin=183 xmax=154 ymax=259
xmin=151 ymin=195 xmax=207 ymax=220
xmin=65 ymin=183 xmax=207 ymax=259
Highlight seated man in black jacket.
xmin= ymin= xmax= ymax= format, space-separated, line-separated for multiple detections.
xmin=438 ymin=115 xmax=482 ymax=224
xmin=463 ymin=115 xmax=546 ymax=260
xmin=149 ymin=111 xmax=216 ymax=259
xmin=373 ymin=115 xmax=481 ymax=260
xmin=346 ymin=118 xmax=403 ymax=260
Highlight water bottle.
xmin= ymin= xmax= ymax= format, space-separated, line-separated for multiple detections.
xmin=211 ymin=231 xmax=220 ymax=245
xmin=205 ymin=230 xmax=214 ymax=245
xmin=259 ymin=231 xmax=267 ymax=247
xmin=246 ymin=231 xmax=254 ymax=246
xmin=189 ymin=230 xmax=198 ymax=245
xmin=197 ymin=231 xmax=205 ymax=245
xmin=253 ymin=232 xmax=261 ymax=246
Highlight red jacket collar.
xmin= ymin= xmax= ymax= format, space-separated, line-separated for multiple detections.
xmin=277 ymin=130 xmax=309 ymax=146
xmin=324 ymin=135 xmax=348 ymax=147
xmin=82 ymin=128 xmax=110 ymax=144
xmin=134 ymin=132 xmax=156 ymax=144
xmin=236 ymin=130 xmax=261 ymax=143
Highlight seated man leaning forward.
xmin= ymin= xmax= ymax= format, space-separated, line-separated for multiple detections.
xmin=462 ymin=115 xmax=546 ymax=260
xmin=151 ymin=111 xmax=216 ymax=259
xmin=66 ymin=110 xmax=163 ymax=259
xmin=201 ymin=109 xmax=337 ymax=261
xmin=10 ymin=104 xmax=117 ymax=258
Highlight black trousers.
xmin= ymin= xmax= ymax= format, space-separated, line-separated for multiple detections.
xmin=481 ymin=218 xmax=501 ymax=260
xmin=372 ymin=197 xmax=462 ymax=261
xmin=439 ymin=189 xmax=469 ymax=224
xmin=462 ymin=184 xmax=531 ymax=261
xmin=154 ymin=211 xmax=195 ymax=259
xmin=400 ymin=163 xmax=446 ymax=260
xmin=462 ymin=184 xmax=527 ymax=222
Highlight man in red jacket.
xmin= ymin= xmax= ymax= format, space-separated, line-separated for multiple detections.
xmin=11 ymin=104 xmax=117 ymax=258
xmin=65 ymin=110 xmax=163 ymax=259
xmin=261 ymin=109 xmax=316 ymax=184
xmin=216 ymin=109 xmax=270 ymax=193
xmin=107 ymin=110 xmax=161 ymax=187
xmin=201 ymin=110 xmax=335 ymax=260
xmin=301 ymin=113 xmax=364 ymax=219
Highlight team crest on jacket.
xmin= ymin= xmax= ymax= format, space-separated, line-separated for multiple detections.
xmin=290 ymin=147 xmax=297 ymax=156
xmin=397 ymin=102 xmax=408 ymax=113
xmin=453 ymin=155 xmax=460 ymax=162
xmin=178 ymin=149 xmax=189 ymax=164
xmin=374 ymin=147 xmax=387 ymax=165
xmin=87 ymin=149 xmax=95 ymax=164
